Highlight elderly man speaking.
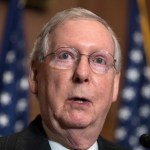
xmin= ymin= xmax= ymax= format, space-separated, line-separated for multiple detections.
xmin=0 ymin=7 xmax=128 ymax=150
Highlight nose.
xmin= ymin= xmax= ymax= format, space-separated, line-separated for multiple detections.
xmin=72 ymin=56 xmax=91 ymax=83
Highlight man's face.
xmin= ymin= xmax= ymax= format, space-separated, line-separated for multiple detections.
xmin=29 ymin=19 xmax=120 ymax=135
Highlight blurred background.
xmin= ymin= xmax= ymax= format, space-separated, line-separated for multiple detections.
xmin=0 ymin=0 xmax=150 ymax=149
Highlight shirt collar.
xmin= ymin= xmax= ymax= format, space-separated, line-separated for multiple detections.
xmin=49 ymin=140 xmax=98 ymax=150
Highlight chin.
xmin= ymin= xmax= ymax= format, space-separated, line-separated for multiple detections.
xmin=58 ymin=116 xmax=92 ymax=129
xmin=54 ymin=107 xmax=96 ymax=129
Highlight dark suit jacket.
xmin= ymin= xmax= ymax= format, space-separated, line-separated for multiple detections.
xmin=0 ymin=115 xmax=127 ymax=150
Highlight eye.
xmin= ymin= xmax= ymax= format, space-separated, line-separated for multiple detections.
xmin=57 ymin=51 xmax=73 ymax=61
xmin=93 ymin=55 xmax=107 ymax=65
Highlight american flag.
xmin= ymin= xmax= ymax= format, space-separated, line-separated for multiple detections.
xmin=115 ymin=0 xmax=150 ymax=150
xmin=0 ymin=0 xmax=29 ymax=136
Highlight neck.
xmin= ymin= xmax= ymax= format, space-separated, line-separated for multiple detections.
xmin=42 ymin=122 xmax=100 ymax=150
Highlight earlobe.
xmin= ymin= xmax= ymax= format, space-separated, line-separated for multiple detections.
xmin=28 ymin=61 xmax=39 ymax=94
xmin=112 ymin=72 xmax=120 ymax=102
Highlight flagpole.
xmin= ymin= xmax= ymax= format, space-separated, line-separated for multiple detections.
xmin=137 ymin=0 xmax=150 ymax=66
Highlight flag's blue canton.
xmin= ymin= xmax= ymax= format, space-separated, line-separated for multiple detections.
xmin=0 ymin=0 xmax=29 ymax=136
xmin=115 ymin=0 xmax=150 ymax=150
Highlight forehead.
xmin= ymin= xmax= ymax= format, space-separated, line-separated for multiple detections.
xmin=50 ymin=19 xmax=114 ymax=53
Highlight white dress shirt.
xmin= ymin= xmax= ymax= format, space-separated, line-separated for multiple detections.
xmin=49 ymin=140 xmax=98 ymax=150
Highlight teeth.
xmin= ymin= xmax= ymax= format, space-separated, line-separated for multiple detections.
xmin=76 ymin=100 xmax=84 ymax=103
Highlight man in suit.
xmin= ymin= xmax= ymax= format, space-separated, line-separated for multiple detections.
xmin=0 ymin=7 xmax=127 ymax=150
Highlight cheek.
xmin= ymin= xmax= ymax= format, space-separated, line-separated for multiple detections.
xmin=95 ymin=75 xmax=114 ymax=97
xmin=47 ymin=70 xmax=71 ymax=98
xmin=94 ymin=75 xmax=115 ymax=112
xmin=38 ymin=69 xmax=71 ymax=110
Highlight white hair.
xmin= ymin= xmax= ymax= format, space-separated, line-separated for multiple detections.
xmin=31 ymin=7 xmax=121 ymax=71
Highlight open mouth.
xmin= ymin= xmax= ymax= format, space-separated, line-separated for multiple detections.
xmin=69 ymin=97 xmax=90 ymax=104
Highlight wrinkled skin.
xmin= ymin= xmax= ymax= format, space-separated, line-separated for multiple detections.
xmin=29 ymin=19 xmax=120 ymax=150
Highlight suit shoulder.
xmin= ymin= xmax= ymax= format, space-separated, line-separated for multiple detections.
xmin=0 ymin=115 xmax=50 ymax=150
xmin=0 ymin=132 xmax=19 ymax=150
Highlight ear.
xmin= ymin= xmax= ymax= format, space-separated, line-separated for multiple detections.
xmin=112 ymin=72 xmax=120 ymax=102
xmin=28 ymin=61 xmax=39 ymax=94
